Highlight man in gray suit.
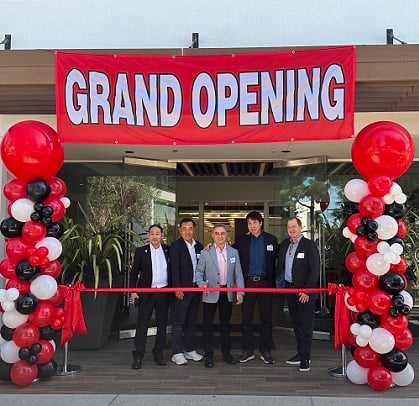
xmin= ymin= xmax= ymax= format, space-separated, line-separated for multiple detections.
xmin=196 ymin=223 xmax=245 ymax=368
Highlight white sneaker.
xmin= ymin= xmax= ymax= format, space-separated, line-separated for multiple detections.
xmin=183 ymin=350 xmax=204 ymax=361
xmin=171 ymin=353 xmax=188 ymax=365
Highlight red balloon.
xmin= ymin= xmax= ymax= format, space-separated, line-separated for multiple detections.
xmin=351 ymin=121 xmax=415 ymax=180
xmin=36 ymin=340 xmax=55 ymax=364
xmin=13 ymin=323 xmax=40 ymax=347
xmin=352 ymin=269 xmax=378 ymax=292
xmin=41 ymin=259 xmax=62 ymax=279
xmin=347 ymin=213 xmax=363 ymax=234
xmin=10 ymin=360 xmax=38 ymax=386
xmin=390 ymin=256 xmax=408 ymax=274
xmin=6 ymin=278 xmax=30 ymax=294
xmin=345 ymin=252 xmax=366 ymax=273
xmin=40 ymin=285 xmax=65 ymax=307
xmin=354 ymin=237 xmax=379 ymax=258
xmin=1 ymin=120 xmax=64 ymax=182
xmin=367 ymin=365 xmax=392 ymax=391
xmin=359 ymin=194 xmax=385 ymax=218
xmin=367 ymin=174 xmax=393 ymax=197
xmin=43 ymin=197 xmax=65 ymax=222
xmin=49 ymin=177 xmax=67 ymax=198
xmin=5 ymin=238 xmax=33 ymax=263
xmin=28 ymin=303 xmax=56 ymax=327
xmin=381 ymin=314 xmax=409 ymax=335
xmin=3 ymin=178 xmax=27 ymax=201
xmin=354 ymin=345 xmax=380 ymax=368
xmin=22 ymin=221 xmax=47 ymax=244
xmin=396 ymin=219 xmax=408 ymax=239
xmin=366 ymin=289 xmax=392 ymax=315
xmin=394 ymin=328 xmax=414 ymax=351
xmin=0 ymin=257 xmax=17 ymax=279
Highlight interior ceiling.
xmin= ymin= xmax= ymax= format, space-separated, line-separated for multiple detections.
xmin=1 ymin=45 xmax=419 ymax=177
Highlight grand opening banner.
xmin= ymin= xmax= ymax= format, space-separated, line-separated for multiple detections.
xmin=55 ymin=47 xmax=355 ymax=145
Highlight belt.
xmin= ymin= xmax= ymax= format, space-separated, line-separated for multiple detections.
xmin=220 ymin=285 xmax=227 ymax=288
xmin=247 ymin=276 xmax=267 ymax=282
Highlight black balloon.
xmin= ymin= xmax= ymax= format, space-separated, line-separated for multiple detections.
xmin=26 ymin=180 xmax=51 ymax=202
xmin=15 ymin=259 xmax=40 ymax=281
xmin=388 ymin=307 xmax=399 ymax=318
xmin=392 ymin=294 xmax=405 ymax=309
xmin=356 ymin=225 xmax=366 ymax=236
xmin=41 ymin=206 xmax=53 ymax=217
xmin=47 ymin=222 xmax=64 ymax=239
xmin=34 ymin=202 xmax=44 ymax=213
xmin=400 ymin=304 xmax=411 ymax=316
xmin=37 ymin=359 xmax=58 ymax=380
xmin=379 ymin=272 xmax=405 ymax=295
xmin=15 ymin=293 xmax=38 ymax=315
xmin=30 ymin=212 xmax=41 ymax=222
xmin=31 ymin=343 xmax=42 ymax=355
xmin=366 ymin=231 xmax=378 ymax=241
xmin=0 ymin=217 xmax=24 ymax=238
xmin=357 ymin=311 xmax=379 ymax=329
xmin=41 ymin=216 xmax=53 ymax=226
xmin=0 ymin=360 xmax=12 ymax=382
xmin=367 ymin=219 xmax=378 ymax=231
xmin=18 ymin=346 xmax=31 ymax=360
xmin=0 ymin=325 xmax=15 ymax=341
xmin=381 ymin=349 xmax=408 ymax=372
xmin=27 ymin=354 xmax=38 ymax=365
xmin=385 ymin=203 xmax=407 ymax=219
xmin=39 ymin=326 xmax=58 ymax=341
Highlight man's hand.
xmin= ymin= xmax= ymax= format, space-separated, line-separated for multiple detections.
xmin=298 ymin=292 xmax=309 ymax=303
xmin=175 ymin=291 xmax=184 ymax=300
xmin=236 ymin=294 xmax=244 ymax=305
xmin=129 ymin=292 xmax=138 ymax=305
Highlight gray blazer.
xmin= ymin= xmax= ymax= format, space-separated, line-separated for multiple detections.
xmin=196 ymin=244 xmax=245 ymax=303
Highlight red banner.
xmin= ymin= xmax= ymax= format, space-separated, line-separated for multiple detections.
xmin=55 ymin=47 xmax=355 ymax=145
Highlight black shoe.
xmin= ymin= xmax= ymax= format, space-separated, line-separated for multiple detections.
xmin=222 ymin=353 xmax=236 ymax=365
xmin=286 ymin=354 xmax=301 ymax=365
xmin=153 ymin=353 xmax=166 ymax=366
xmin=205 ymin=355 xmax=214 ymax=368
xmin=238 ymin=351 xmax=255 ymax=363
xmin=260 ymin=351 xmax=275 ymax=364
xmin=299 ymin=359 xmax=311 ymax=372
xmin=131 ymin=351 xmax=143 ymax=370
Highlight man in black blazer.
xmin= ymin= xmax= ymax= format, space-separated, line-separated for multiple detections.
xmin=233 ymin=211 xmax=279 ymax=364
xmin=129 ymin=224 xmax=170 ymax=369
xmin=170 ymin=217 xmax=204 ymax=365
xmin=276 ymin=217 xmax=320 ymax=372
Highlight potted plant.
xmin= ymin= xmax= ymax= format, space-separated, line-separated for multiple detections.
xmin=59 ymin=207 xmax=128 ymax=350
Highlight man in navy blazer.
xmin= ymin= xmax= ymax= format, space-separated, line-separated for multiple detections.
xmin=233 ymin=211 xmax=279 ymax=364
xmin=129 ymin=224 xmax=170 ymax=369
xmin=196 ymin=223 xmax=245 ymax=367
xmin=170 ymin=217 xmax=204 ymax=365
xmin=276 ymin=217 xmax=320 ymax=372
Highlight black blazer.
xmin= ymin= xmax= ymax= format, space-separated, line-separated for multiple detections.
xmin=170 ymin=238 xmax=203 ymax=288
xmin=129 ymin=243 xmax=170 ymax=288
xmin=276 ymin=236 xmax=320 ymax=290
xmin=233 ymin=231 xmax=279 ymax=287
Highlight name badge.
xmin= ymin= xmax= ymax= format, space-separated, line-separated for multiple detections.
xmin=197 ymin=254 xmax=201 ymax=259
xmin=267 ymin=244 xmax=273 ymax=251
xmin=230 ymin=257 xmax=236 ymax=263
xmin=297 ymin=253 xmax=305 ymax=259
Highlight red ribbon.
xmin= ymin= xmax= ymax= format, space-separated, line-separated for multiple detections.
xmin=61 ymin=281 xmax=87 ymax=346
xmin=328 ymin=283 xmax=351 ymax=350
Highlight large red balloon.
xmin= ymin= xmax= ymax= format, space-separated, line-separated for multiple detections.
xmin=13 ymin=323 xmax=40 ymax=347
xmin=366 ymin=289 xmax=392 ymax=315
xmin=354 ymin=237 xmax=379 ymax=258
xmin=367 ymin=174 xmax=393 ymax=197
xmin=367 ymin=365 xmax=392 ymax=391
xmin=359 ymin=194 xmax=385 ymax=218
xmin=354 ymin=345 xmax=380 ymax=368
xmin=28 ymin=302 xmax=56 ymax=327
xmin=351 ymin=121 xmax=415 ymax=180
xmin=394 ymin=328 xmax=414 ymax=351
xmin=1 ymin=120 xmax=64 ymax=182
xmin=352 ymin=269 xmax=378 ymax=292
xmin=3 ymin=178 xmax=27 ymax=201
xmin=10 ymin=360 xmax=38 ymax=386
xmin=381 ymin=313 xmax=409 ymax=335
xmin=345 ymin=252 xmax=366 ymax=273
xmin=22 ymin=221 xmax=47 ymax=244
xmin=36 ymin=340 xmax=55 ymax=364
xmin=0 ymin=258 xmax=17 ymax=280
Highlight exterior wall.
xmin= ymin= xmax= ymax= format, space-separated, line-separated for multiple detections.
xmin=1 ymin=1 xmax=418 ymax=50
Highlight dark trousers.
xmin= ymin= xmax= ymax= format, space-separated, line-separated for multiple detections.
xmin=171 ymin=291 xmax=200 ymax=354
xmin=134 ymin=291 xmax=170 ymax=356
xmin=202 ymin=292 xmax=233 ymax=356
xmin=287 ymin=292 xmax=316 ymax=361
xmin=241 ymin=278 xmax=273 ymax=353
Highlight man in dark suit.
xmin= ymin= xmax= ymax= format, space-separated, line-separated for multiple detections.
xmin=276 ymin=217 xmax=320 ymax=372
xmin=170 ymin=217 xmax=204 ymax=365
xmin=233 ymin=211 xmax=279 ymax=364
xmin=129 ymin=224 xmax=170 ymax=369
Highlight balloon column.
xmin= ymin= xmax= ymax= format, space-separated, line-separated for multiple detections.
xmin=343 ymin=121 xmax=415 ymax=391
xmin=0 ymin=121 xmax=70 ymax=386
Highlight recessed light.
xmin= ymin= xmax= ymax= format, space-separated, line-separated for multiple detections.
xmin=124 ymin=150 xmax=134 ymax=154
xmin=281 ymin=150 xmax=291 ymax=153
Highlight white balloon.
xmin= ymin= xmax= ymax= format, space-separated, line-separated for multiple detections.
xmin=346 ymin=360 xmax=368 ymax=385
xmin=350 ymin=235 xmax=358 ymax=243
xmin=390 ymin=183 xmax=402 ymax=196
xmin=61 ymin=196 xmax=71 ymax=208
xmin=30 ymin=275 xmax=58 ymax=300
xmin=383 ymin=251 xmax=397 ymax=264
xmin=356 ymin=335 xmax=369 ymax=347
xmin=366 ymin=253 xmax=390 ymax=276
xmin=395 ymin=193 xmax=407 ymax=204
xmin=391 ymin=243 xmax=403 ymax=256
xmin=344 ymin=292 xmax=358 ymax=312
xmin=369 ymin=327 xmax=395 ymax=354
xmin=0 ymin=335 xmax=7 ymax=346
xmin=400 ymin=290 xmax=414 ymax=308
xmin=359 ymin=324 xmax=373 ymax=339
xmin=6 ymin=288 xmax=19 ymax=301
xmin=383 ymin=193 xmax=394 ymax=205
xmin=1 ymin=300 xmax=15 ymax=312
xmin=344 ymin=179 xmax=370 ymax=203
xmin=350 ymin=322 xmax=361 ymax=335
xmin=377 ymin=241 xmax=390 ymax=254
xmin=0 ymin=340 xmax=20 ymax=364
xmin=2 ymin=308 xmax=29 ymax=329
xmin=392 ymin=363 xmax=415 ymax=386
xmin=375 ymin=215 xmax=398 ymax=240
xmin=343 ymin=227 xmax=353 ymax=239
xmin=35 ymin=236 xmax=63 ymax=260
xmin=50 ymin=340 xmax=56 ymax=351
xmin=10 ymin=198 xmax=34 ymax=222
xmin=0 ymin=289 xmax=6 ymax=302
